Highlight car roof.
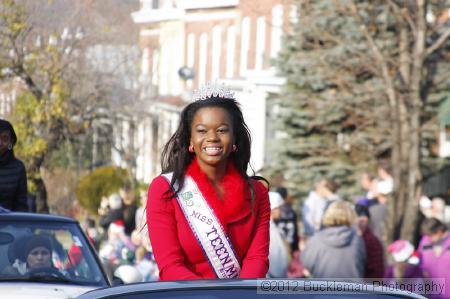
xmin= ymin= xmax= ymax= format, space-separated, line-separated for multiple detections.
xmin=0 ymin=212 xmax=77 ymax=223
xmin=78 ymin=279 xmax=426 ymax=299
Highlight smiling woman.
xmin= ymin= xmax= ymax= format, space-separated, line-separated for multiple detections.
xmin=146 ymin=82 xmax=270 ymax=280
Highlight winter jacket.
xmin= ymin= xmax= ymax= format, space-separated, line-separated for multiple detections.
xmin=384 ymin=261 xmax=423 ymax=285
xmin=268 ymin=220 xmax=289 ymax=278
xmin=99 ymin=208 xmax=124 ymax=230
xmin=275 ymin=203 xmax=299 ymax=251
xmin=418 ymin=233 xmax=450 ymax=299
xmin=0 ymin=150 xmax=28 ymax=211
xmin=368 ymin=200 xmax=388 ymax=242
xmin=147 ymin=159 xmax=270 ymax=280
xmin=301 ymin=225 xmax=366 ymax=279
xmin=362 ymin=228 xmax=384 ymax=279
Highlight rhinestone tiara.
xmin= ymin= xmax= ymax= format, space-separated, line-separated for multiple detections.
xmin=191 ymin=81 xmax=235 ymax=101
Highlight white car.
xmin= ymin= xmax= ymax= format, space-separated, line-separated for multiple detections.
xmin=0 ymin=211 xmax=111 ymax=298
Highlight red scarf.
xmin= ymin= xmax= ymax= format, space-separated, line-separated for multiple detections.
xmin=186 ymin=158 xmax=247 ymax=227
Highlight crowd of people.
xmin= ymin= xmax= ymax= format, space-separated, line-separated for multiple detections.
xmin=266 ymin=163 xmax=450 ymax=298
xmin=86 ymin=185 xmax=159 ymax=282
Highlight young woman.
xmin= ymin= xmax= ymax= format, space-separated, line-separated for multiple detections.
xmin=146 ymin=84 xmax=270 ymax=280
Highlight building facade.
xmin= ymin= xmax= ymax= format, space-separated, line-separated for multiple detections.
xmin=131 ymin=0 xmax=293 ymax=182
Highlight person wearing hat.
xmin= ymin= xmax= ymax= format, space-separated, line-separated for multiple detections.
xmin=355 ymin=204 xmax=384 ymax=280
xmin=384 ymin=240 xmax=423 ymax=286
xmin=2 ymin=235 xmax=54 ymax=276
xmin=0 ymin=119 xmax=28 ymax=211
xmin=25 ymin=235 xmax=53 ymax=271
xmin=267 ymin=192 xmax=289 ymax=278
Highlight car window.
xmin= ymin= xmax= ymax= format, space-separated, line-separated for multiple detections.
xmin=109 ymin=290 xmax=415 ymax=299
xmin=0 ymin=221 xmax=107 ymax=287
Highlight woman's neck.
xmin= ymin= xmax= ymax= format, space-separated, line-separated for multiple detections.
xmin=199 ymin=162 xmax=227 ymax=184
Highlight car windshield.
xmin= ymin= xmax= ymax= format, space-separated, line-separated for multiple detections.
xmin=0 ymin=221 xmax=107 ymax=287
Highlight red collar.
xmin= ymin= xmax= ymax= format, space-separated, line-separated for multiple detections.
xmin=186 ymin=158 xmax=247 ymax=226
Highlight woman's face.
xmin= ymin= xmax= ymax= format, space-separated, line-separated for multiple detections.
xmin=0 ymin=130 xmax=12 ymax=155
xmin=190 ymin=107 xmax=234 ymax=170
xmin=27 ymin=246 xmax=52 ymax=270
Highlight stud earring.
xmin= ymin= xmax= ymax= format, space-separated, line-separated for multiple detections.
xmin=7 ymin=144 xmax=12 ymax=150
xmin=232 ymin=145 xmax=237 ymax=152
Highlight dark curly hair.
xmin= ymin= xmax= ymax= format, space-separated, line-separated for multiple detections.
xmin=161 ymin=96 xmax=254 ymax=198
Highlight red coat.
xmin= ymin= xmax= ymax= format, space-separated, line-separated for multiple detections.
xmin=146 ymin=170 xmax=270 ymax=280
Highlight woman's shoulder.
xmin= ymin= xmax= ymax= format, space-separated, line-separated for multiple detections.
xmin=148 ymin=175 xmax=173 ymax=200
xmin=150 ymin=174 xmax=171 ymax=186
xmin=250 ymin=178 xmax=269 ymax=196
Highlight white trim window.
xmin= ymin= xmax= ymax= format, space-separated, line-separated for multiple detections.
xmin=187 ymin=33 xmax=196 ymax=88
xmin=199 ymin=33 xmax=208 ymax=86
xmin=255 ymin=16 xmax=266 ymax=70
xmin=240 ymin=16 xmax=250 ymax=76
xmin=271 ymin=5 xmax=283 ymax=58
xmin=141 ymin=47 xmax=150 ymax=76
xmin=226 ymin=25 xmax=236 ymax=78
xmin=152 ymin=49 xmax=159 ymax=85
xmin=212 ymin=26 xmax=222 ymax=80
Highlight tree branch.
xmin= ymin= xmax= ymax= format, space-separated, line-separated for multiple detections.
xmin=386 ymin=0 xmax=417 ymax=38
xmin=426 ymin=27 xmax=450 ymax=57
xmin=348 ymin=0 xmax=397 ymax=108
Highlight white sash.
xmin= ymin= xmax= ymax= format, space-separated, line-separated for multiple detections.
xmin=162 ymin=173 xmax=241 ymax=279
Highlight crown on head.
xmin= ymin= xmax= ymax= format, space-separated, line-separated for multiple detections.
xmin=191 ymin=81 xmax=235 ymax=101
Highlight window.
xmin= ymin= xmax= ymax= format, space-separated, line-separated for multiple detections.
xmin=212 ymin=26 xmax=222 ymax=80
xmin=199 ymin=33 xmax=208 ymax=86
xmin=226 ymin=25 xmax=236 ymax=78
xmin=240 ymin=17 xmax=250 ymax=76
xmin=255 ymin=16 xmax=266 ymax=70
xmin=271 ymin=5 xmax=283 ymax=58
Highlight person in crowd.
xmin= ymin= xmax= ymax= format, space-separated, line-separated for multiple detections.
xmin=84 ymin=217 xmax=101 ymax=250
xmin=274 ymin=187 xmax=299 ymax=252
xmin=302 ymin=178 xmax=328 ymax=238
xmin=26 ymin=235 xmax=53 ymax=270
xmin=355 ymin=204 xmax=384 ymax=280
xmin=320 ymin=179 xmax=341 ymax=211
xmin=4 ymin=235 xmax=56 ymax=275
xmin=120 ymin=184 xmax=138 ymax=236
xmin=303 ymin=178 xmax=341 ymax=238
xmin=0 ymin=119 xmax=28 ymax=211
xmin=134 ymin=246 xmax=158 ymax=281
xmin=360 ymin=173 xmax=376 ymax=200
xmin=146 ymin=82 xmax=270 ymax=280
xmin=384 ymin=240 xmax=422 ymax=285
xmin=267 ymin=191 xmax=289 ymax=278
xmin=367 ymin=163 xmax=391 ymax=242
xmin=375 ymin=160 xmax=393 ymax=197
xmin=418 ymin=218 xmax=450 ymax=299
xmin=133 ymin=190 xmax=152 ymax=251
xmin=301 ymin=201 xmax=366 ymax=279
xmin=99 ymin=220 xmax=135 ymax=277
xmin=99 ymin=193 xmax=124 ymax=232
xmin=135 ymin=190 xmax=147 ymax=232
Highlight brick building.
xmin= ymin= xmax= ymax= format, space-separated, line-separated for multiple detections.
xmin=131 ymin=0 xmax=293 ymax=182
